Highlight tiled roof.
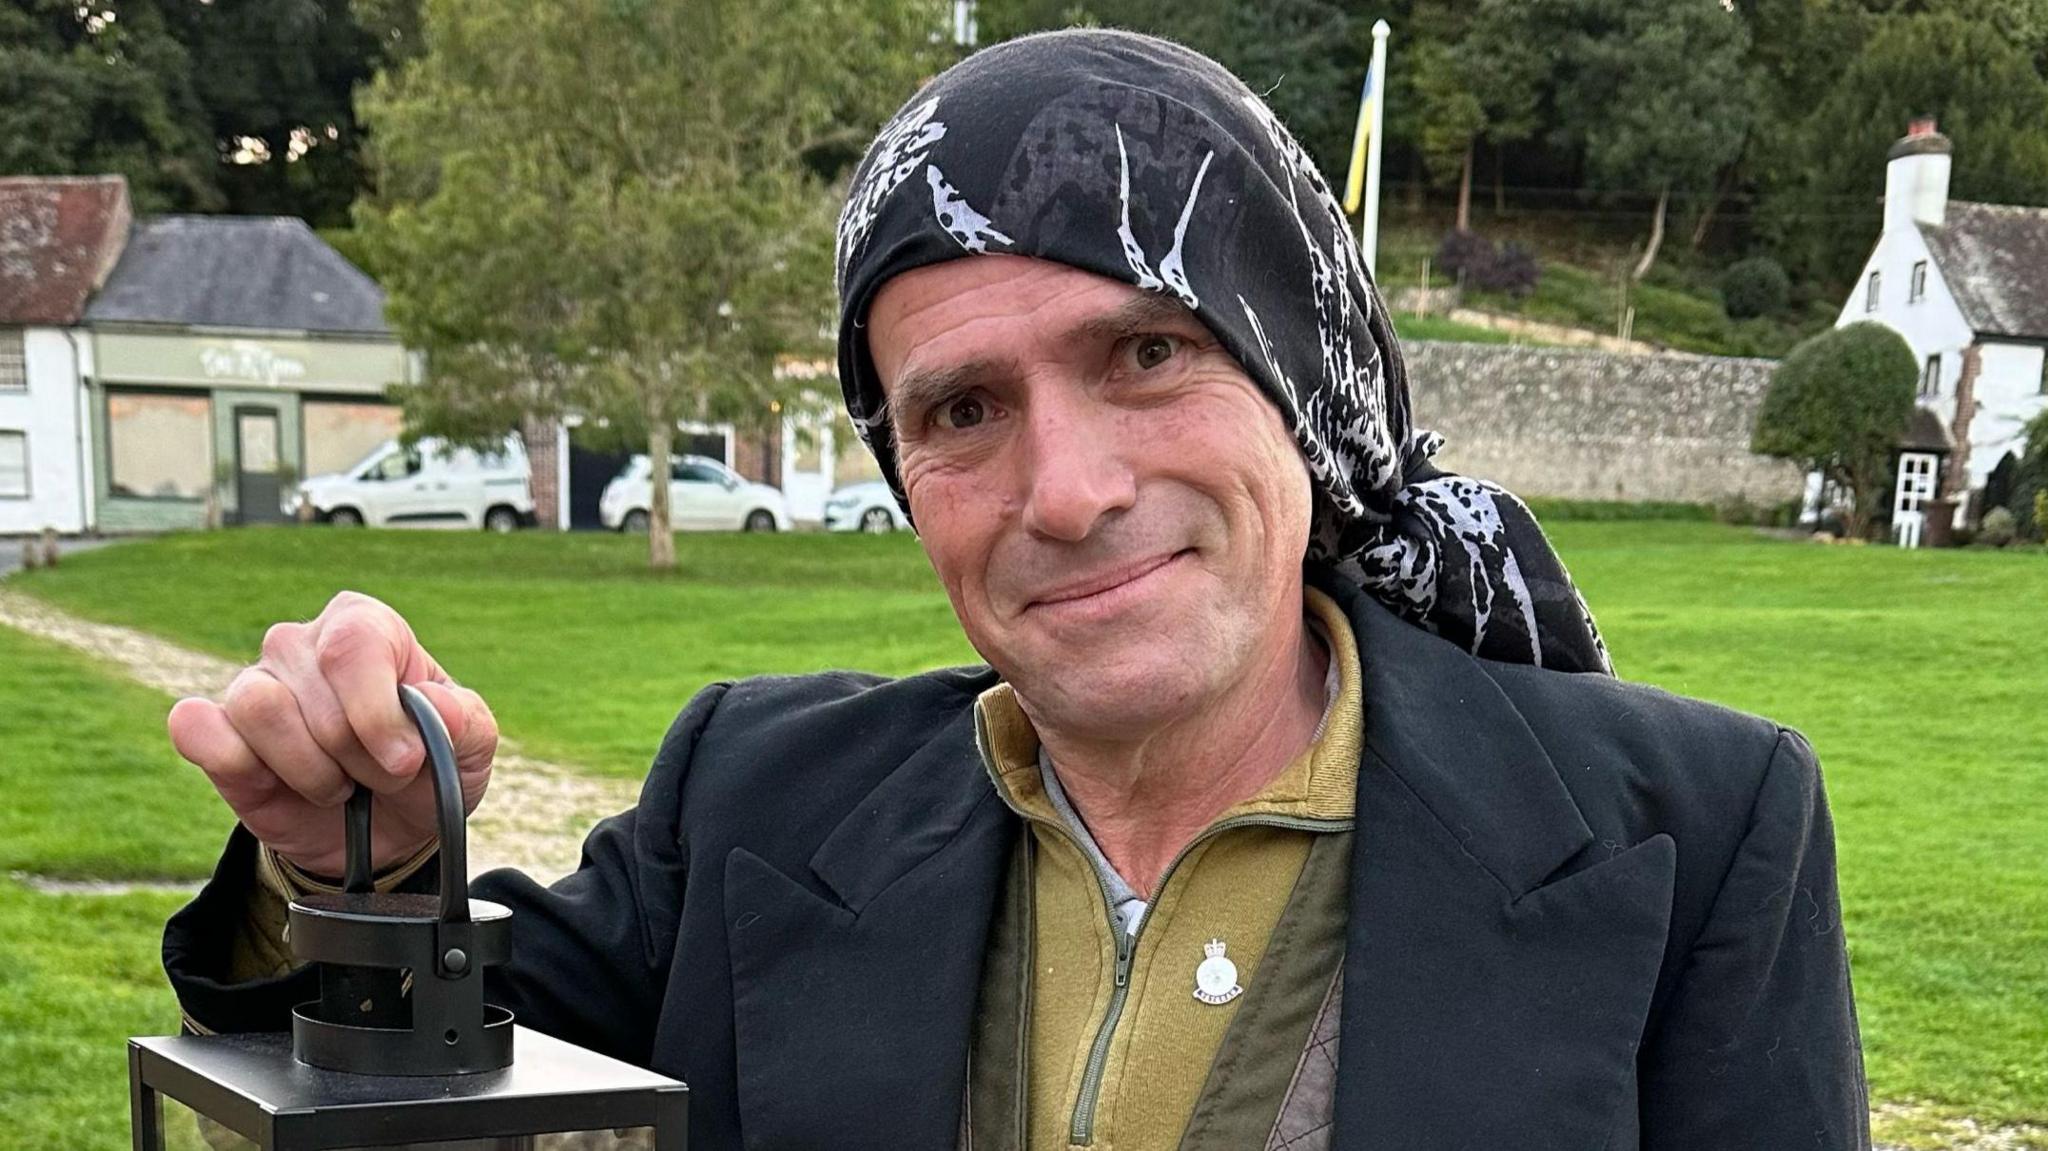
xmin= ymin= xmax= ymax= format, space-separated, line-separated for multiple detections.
xmin=1920 ymin=201 xmax=2048 ymax=340
xmin=0 ymin=175 xmax=132 ymax=326
xmin=86 ymin=215 xmax=390 ymax=335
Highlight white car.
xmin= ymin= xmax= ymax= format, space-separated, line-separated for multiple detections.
xmin=599 ymin=455 xmax=793 ymax=533
xmin=296 ymin=436 xmax=534 ymax=532
xmin=823 ymin=480 xmax=909 ymax=533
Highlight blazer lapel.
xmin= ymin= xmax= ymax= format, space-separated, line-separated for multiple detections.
xmin=1317 ymin=574 xmax=1676 ymax=1149
xmin=725 ymin=705 xmax=1015 ymax=1151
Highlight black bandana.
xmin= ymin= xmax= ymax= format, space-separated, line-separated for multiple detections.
xmin=834 ymin=29 xmax=1611 ymax=675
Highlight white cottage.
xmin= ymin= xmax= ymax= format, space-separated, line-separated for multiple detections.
xmin=1839 ymin=117 xmax=2048 ymax=537
xmin=0 ymin=175 xmax=130 ymax=535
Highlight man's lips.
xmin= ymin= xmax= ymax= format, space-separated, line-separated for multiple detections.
xmin=1024 ymin=549 xmax=1192 ymax=611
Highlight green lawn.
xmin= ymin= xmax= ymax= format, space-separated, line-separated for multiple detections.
xmin=4 ymin=524 xmax=2045 ymax=1135
xmin=0 ymin=625 xmax=234 ymax=880
xmin=0 ymin=880 xmax=194 ymax=1149
xmin=14 ymin=528 xmax=978 ymax=777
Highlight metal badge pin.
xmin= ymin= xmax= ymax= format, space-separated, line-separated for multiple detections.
xmin=1193 ymin=938 xmax=1243 ymax=1005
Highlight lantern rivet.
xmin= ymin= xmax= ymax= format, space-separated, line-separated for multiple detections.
xmin=443 ymin=948 xmax=469 ymax=974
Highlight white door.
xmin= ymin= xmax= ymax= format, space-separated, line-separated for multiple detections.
xmin=780 ymin=414 xmax=834 ymax=524
xmin=1892 ymin=452 xmax=1939 ymax=548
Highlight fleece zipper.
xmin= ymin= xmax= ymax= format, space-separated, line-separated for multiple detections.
xmin=974 ymin=693 xmax=1356 ymax=1147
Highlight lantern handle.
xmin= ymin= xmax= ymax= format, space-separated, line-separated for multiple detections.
xmin=339 ymin=684 xmax=471 ymax=925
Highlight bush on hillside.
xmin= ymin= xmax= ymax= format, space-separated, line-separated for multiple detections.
xmin=1721 ymin=256 xmax=1791 ymax=319
xmin=1487 ymin=241 xmax=1541 ymax=297
xmin=1753 ymin=322 xmax=1918 ymax=539
xmin=1435 ymin=230 xmax=1541 ymax=298
xmin=1436 ymin=229 xmax=1494 ymax=284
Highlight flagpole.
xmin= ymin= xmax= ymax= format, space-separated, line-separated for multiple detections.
xmin=1361 ymin=19 xmax=1390 ymax=276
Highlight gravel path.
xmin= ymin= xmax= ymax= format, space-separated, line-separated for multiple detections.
xmin=0 ymin=586 xmax=636 ymax=885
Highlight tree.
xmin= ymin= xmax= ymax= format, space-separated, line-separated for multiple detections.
xmin=169 ymin=0 xmax=399 ymax=226
xmin=1408 ymin=0 xmax=1543 ymax=231
xmin=1752 ymin=322 xmax=1918 ymax=539
xmin=0 ymin=0 xmax=414 ymax=222
xmin=1757 ymin=11 xmax=2048 ymax=288
xmin=979 ymin=0 xmax=1356 ymax=180
xmin=1551 ymin=0 xmax=1755 ymax=281
xmin=357 ymin=0 xmax=944 ymax=569
xmin=0 ymin=0 xmax=221 ymax=210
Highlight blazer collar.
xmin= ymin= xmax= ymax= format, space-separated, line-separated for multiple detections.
xmin=1313 ymin=565 xmax=1593 ymax=897
xmin=806 ymin=699 xmax=999 ymax=912
xmin=801 ymin=569 xmax=1599 ymax=908
xmin=1312 ymin=567 xmax=1675 ymax=1148
xmin=724 ymin=689 xmax=1011 ymax=1151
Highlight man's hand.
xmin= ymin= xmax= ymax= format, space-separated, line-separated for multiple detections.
xmin=167 ymin=591 xmax=497 ymax=878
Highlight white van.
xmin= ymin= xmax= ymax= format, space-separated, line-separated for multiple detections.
xmin=295 ymin=436 xmax=535 ymax=531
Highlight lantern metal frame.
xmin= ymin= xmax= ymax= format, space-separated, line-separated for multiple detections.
xmin=129 ymin=1027 xmax=686 ymax=1150
xmin=129 ymin=684 xmax=687 ymax=1150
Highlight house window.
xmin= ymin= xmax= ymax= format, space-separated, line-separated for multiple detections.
xmin=0 ymin=431 xmax=27 ymax=497
xmin=1866 ymin=270 xmax=1881 ymax=312
xmin=1920 ymin=354 xmax=1942 ymax=398
xmin=1910 ymin=261 xmax=1927 ymax=303
xmin=106 ymin=389 xmax=212 ymax=500
xmin=0 ymin=329 xmax=25 ymax=390
xmin=303 ymin=398 xmax=403 ymax=478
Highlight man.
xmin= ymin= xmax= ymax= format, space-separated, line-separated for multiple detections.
xmin=163 ymin=30 xmax=1867 ymax=1150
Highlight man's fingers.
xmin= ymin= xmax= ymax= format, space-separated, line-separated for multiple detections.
xmin=168 ymin=696 xmax=280 ymax=812
xmin=314 ymin=603 xmax=422 ymax=778
xmin=223 ymin=669 xmax=354 ymax=808
xmin=409 ymin=679 xmax=497 ymax=814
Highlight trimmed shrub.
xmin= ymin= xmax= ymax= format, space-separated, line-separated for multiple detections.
xmin=1979 ymin=506 xmax=2018 ymax=547
xmin=1753 ymin=322 xmax=1918 ymax=538
xmin=1721 ymin=256 xmax=1791 ymax=319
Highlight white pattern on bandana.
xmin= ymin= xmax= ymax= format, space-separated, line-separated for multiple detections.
xmin=835 ymin=97 xmax=948 ymax=292
xmin=926 ymin=165 xmax=1014 ymax=254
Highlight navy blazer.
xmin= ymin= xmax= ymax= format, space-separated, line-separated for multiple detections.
xmin=166 ymin=573 xmax=1868 ymax=1149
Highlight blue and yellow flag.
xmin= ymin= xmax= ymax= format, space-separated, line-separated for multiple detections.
xmin=1342 ymin=59 xmax=1380 ymax=215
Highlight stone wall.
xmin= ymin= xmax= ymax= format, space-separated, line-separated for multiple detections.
xmin=1404 ymin=341 xmax=1806 ymax=505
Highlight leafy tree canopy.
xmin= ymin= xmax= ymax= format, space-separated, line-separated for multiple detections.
xmin=1752 ymin=321 xmax=1918 ymax=536
xmin=358 ymin=0 xmax=944 ymax=567
xmin=1759 ymin=10 xmax=2048 ymax=285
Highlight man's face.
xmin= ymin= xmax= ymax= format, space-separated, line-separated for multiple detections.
xmin=866 ymin=255 xmax=1313 ymax=739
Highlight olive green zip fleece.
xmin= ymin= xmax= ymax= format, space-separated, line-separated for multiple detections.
xmin=975 ymin=587 xmax=1362 ymax=1151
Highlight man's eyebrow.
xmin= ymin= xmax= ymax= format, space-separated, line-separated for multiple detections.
xmin=1072 ymin=293 xmax=1202 ymax=343
xmin=883 ymin=294 xmax=1203 ymax=425
xmin=887 ymin=357 xmax=1013 ymax=427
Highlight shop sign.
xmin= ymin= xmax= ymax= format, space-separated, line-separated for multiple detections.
xmin=96 ymin=331 xmax=407 ymax=394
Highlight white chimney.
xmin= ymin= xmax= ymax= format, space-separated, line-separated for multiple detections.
xmin=1884 ymin=115 xmax=1952 ymax=233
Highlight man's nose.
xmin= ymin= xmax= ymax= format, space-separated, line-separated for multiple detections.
xmin=1017 ymin=386 xmax=1136 ymax=542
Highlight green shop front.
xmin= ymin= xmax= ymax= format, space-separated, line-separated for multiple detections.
xmin=89 ymin=328 xmax=412 ymax=531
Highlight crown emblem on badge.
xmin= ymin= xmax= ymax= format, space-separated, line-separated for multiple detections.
xmin=1193 ymin=938 xmax=1243 ymax=1005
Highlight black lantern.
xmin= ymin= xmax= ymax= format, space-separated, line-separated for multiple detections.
xmin=128 ymin=685 xmax=687 ymax=1150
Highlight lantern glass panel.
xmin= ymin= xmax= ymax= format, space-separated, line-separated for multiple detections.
xmin=155 ymin=1096 xmax=656 ymax=1151
xmin=159 ymin=1097 xmax=236 ymax=1150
